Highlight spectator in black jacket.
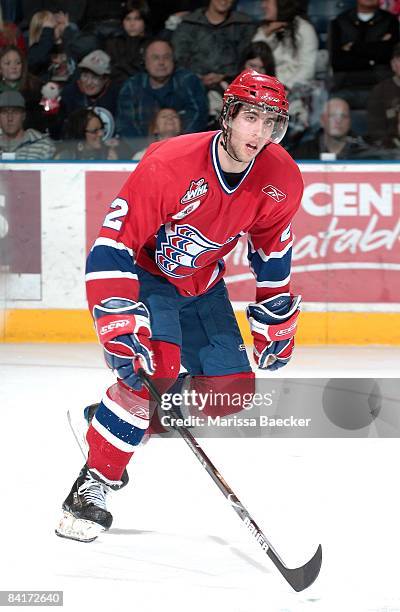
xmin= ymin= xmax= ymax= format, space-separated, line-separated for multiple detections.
xmin=27 ymin=9 xmax=76 ymax=78
xmin=328 ymin=0 xmax=400 ymax=109
xmin=105 ymin=0 xmax=150 ymax=83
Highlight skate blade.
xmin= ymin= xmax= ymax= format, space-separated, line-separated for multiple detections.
xmin=55 ymin=511 xmax=105 ymax=543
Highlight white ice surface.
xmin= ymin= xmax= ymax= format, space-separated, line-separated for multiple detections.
xmin=0 ymin=344 xmax=400 ymax=612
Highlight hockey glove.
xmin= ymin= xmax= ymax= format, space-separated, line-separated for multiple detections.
xmin=93 ymin=298 xmax=155 ymax=390
xmin=246 ymin=293 xmax=301 ymax=371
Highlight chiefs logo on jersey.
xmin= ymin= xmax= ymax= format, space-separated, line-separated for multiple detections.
xmin=262 ymin=184 xmax=287 ymax=202
xmin=180 ymin=178 xmax=209 ymax=204
xmin=156 ymin=224 xmax=222 ymax=278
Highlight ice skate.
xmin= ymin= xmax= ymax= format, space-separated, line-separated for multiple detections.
xmin=55 ymin=465 xmax=127 ymax=543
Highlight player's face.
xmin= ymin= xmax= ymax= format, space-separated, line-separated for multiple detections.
xmin=123 ymin=10 xmax=145 ymax=37
xmin=0 ymin=106 xmax=25 ymax=137
xmin=228 ymin=104 xmax=276 ymax=162
xmin=0 ymin=50 xmax=23 ymax=82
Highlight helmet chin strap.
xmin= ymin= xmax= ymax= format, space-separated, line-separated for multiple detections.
xmin=220 ymin=126 xmax=246 ymax=164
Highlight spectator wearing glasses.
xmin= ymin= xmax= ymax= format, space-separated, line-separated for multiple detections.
xmin=60 ymin=50 xmax=122 ymax=119
xmin=0 ymin=90 xmax=56 ymax=159
xmin=56 ymin=106 xmax=132 ymax=159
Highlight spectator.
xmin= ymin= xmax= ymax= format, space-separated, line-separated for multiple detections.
xmin=172 ymin=0 xmax=256 ymax=90
xmin=0 ymin=90 xmax=56 ymax=159
xmin=328 ymin=0 xmax=399 ymax=109
xmin=0 ymin=5 xmax=26 ymax=52
xmin=132 ymin=106 xmax=182 ymax=160
xmin=27 ymin=10 xmax=76 ymax=78
xmin=21 ymin=2 xmax=86 ymax=28
xmin=56 ymin=106 xmax=132 ymax=159
xmin=252 ymin=0 xmax=318 ymax=91
xmin=367 ymin=42 xmax=400 ymax=143
xmin=240 ymin=40 xmax=276 ymax=74
xmin=0 ymin=45 xmax=43 ymax=128
xmin=60 ymin=50 xmax=121 ymax=118
xmin=105 ymin=0 xmax=150 ymax=82
xmin=291 ymin=97 xmax=379 ymax=159
xmin=116 ymin=38 xmax=208 ymax=138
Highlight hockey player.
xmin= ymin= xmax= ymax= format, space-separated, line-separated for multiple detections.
xmin=56 ymin=69 xmax=303 ymax=543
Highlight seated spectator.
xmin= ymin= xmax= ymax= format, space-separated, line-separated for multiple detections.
xmin=0 ymin=90 xmax=56 ymax=159
xmin=172 ymin=0 xmax=256 ymax=90
xmin=0 ymin=45 xmax=43 ymax=128
xmin=116 ymin=38 xmax=208 ymax=139
xmin=56 ymin=106 xmax=132 ymax=159
xmin=27 ymin=9 xmax=77 ymax=78
xmin=20 ymin=2 xmax=86 ymax=29
xmin=132 ymin=106 xmax=182 ymax=160
xmin=0 ymin=5 xmax=26 ymax=52
xmin=252 ymin=0 xmax=318 ymax=91
xmin=328 ymin=0 xmax=399 ymax=109
xmin=291 ymin=97 xmax=379 ymax=159
xmin=105 ymin=0 xmax=150 ymax=82
xmin=367 ymin=42 xmax=400 ymax=143
xmin=43 ymin=41 xmax=75 ymax=82
xmin=60 ymin=50 xmax=121 ymax=118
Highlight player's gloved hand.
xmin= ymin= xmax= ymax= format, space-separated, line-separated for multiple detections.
xmin=93 ymin=298 xmax=155 ymax=390
xmin=246 ymin=293 xmax=301 ymax=371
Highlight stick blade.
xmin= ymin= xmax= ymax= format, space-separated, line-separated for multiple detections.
xmin=268 ymin=544 xmax=322 ymax=592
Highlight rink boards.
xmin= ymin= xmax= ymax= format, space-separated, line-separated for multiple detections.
xmin=1 ymin=161 xmax=399 ymax=344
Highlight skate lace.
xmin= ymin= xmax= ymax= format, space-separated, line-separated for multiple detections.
xmin=78 ymin=474 xmax=109 ymax=510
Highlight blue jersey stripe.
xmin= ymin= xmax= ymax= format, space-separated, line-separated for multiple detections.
xmin=94 ymin=402 xmax=145 ymax=447
xmin=86 ymin=245 xmax=137 ymax=274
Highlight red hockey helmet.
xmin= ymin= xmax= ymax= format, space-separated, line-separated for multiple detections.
xmin=222 ymin=69 xmax=289 ymax=144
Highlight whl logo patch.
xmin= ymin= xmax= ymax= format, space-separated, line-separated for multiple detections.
xmin=180 ymin=178 xmax=208 ymax=204
xmin=262 ymin=184 xmax=286 ymax=202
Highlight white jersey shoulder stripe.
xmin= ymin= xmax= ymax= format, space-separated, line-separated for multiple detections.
xmin=85 ymin=271 xmax=138 ymax=282
xmin=91 ymin=237 xmax=134 ymax=257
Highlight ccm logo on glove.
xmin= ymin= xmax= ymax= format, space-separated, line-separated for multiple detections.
xmin=99 ymin=318 xmax=133 ymax=336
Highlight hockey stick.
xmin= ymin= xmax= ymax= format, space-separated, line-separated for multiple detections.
xmin=138 ymin=368 xmax=322 ymax=592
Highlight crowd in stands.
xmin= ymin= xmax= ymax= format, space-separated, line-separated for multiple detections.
xmin=1 ymin=0 xmax=400 ymax=160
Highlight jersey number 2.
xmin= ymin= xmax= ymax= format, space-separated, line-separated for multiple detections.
xmin=103 ymin=198 xmax=128 ymax=231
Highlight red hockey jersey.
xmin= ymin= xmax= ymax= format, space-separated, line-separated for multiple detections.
xmin=86 ymin=131 xmax=303 ymax=313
